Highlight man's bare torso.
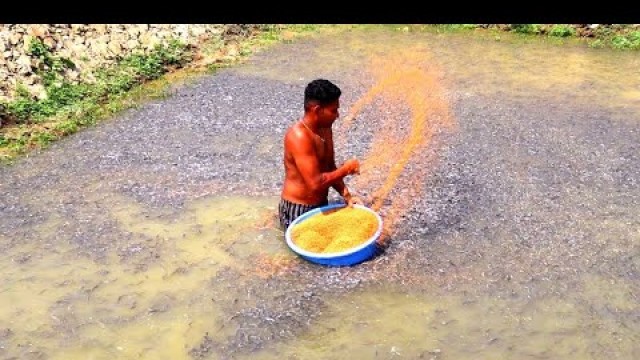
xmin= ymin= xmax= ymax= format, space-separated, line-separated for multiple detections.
xmin=281 ymin=122 xmax=334 ymax=205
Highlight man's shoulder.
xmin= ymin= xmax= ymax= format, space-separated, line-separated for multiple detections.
xmin=284 ymin=123 xmax=313 ymax=150
xmin=285 ymin=122 xmax=304 ymax=139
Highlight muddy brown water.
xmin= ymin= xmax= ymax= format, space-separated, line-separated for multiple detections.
xmin=1 ymin=27 xmax=638 ymax=359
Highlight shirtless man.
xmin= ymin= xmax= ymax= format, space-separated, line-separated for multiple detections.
xmin=279 ymin=79 xmax=361 ymax=230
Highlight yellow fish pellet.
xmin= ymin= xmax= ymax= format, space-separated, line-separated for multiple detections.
xmin=291 ymin=207 xmax=379 ymax=253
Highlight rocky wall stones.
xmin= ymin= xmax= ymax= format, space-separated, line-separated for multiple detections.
xmin=0 ymin=24 xmax=242 ymax=102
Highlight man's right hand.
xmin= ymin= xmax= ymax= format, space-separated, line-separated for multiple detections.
xmin=344 ymin=158 xmax=360 ymax=175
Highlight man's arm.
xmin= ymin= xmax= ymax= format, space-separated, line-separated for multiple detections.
xmin=332 ymin=179 xmax=350 ymax=200
xmin=287 ymin=130 xmax=358 ymax=193
xmin=328 ymin=156 xmax=351 ymax=201
xmin=326 ymin=131 xmax=356 ymax=203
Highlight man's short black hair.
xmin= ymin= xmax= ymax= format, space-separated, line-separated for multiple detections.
xmin=304 ymin=79 xmax=341 ymax=110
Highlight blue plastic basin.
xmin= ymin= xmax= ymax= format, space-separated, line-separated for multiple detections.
xmin=285 ymin=203 xmax=383 ymax=266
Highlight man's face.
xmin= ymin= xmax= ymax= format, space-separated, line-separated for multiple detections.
xmin=317 ymin=100 xmax=340 ymax=127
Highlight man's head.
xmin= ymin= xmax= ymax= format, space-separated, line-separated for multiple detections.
xmin=304 ymin=79 xmax=341 ymax=126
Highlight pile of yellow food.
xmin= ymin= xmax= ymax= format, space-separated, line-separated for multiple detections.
xmin=291 ymin=207 xmax=379 ymax=253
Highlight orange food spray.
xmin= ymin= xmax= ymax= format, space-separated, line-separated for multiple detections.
xmin=340 ymin=46 xmax=456 ymax=243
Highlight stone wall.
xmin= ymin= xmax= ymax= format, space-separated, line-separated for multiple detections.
xmin=0 ymin=24 xmax=247 ymax=102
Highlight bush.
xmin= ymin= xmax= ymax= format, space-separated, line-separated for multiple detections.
xmin=512 ymin=24 xmax=542 ymax=34
xmin=549 ymin=25 xmax=576 ymax=37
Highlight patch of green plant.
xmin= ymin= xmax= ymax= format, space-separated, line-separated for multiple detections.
xmin=54 ymin=120 xmax=78 ymax=135
xmin=35 ymin=131 xmax=55 ymax=145
xmin=451 ymin=24 xmax=477 ymax=30
xmin=548 ymin=25 xmax=576 ymax=37
xmin=592 ymin=26 xmax=614 ymax=38
xmin=611 ymin=35 xmax=633 ymax=49
xmin=610 ymin=31 xmax=640 ymax=50
xmin=29 ymin=39 xmax=76 ymax=84
xmin=512 ymin=24 xmax=542 ymax=34
xmin=432 ymin=24 xmax=477 ymax=32
xmin=629 ymin=31 xmax=640 ymax=42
